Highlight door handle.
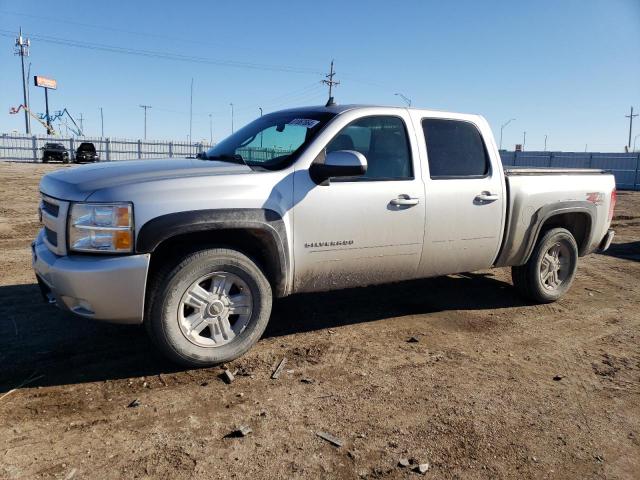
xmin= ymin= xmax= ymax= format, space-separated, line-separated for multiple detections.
xmin=390 ymin=195 xmax=420 ymax=206
xmin=475 ymin=191 xmax=499 ymax=202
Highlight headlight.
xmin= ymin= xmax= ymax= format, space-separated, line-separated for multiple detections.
xmin=68 ymin=203 xmax=133 ymax=253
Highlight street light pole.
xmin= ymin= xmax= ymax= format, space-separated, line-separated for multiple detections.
xmin=499 ymin=118 xmax=515 ymax=150
xmin=523 ymin=131 xmax=526 ymax=151
xmin=209 ymin=113 xmax=213 ymax=144
xmin=258 ymin=107 xmax=263 ymax=148
xmin=189 ymin=78 xmax=194 ymax=145
xmin=100 ymin=107 xmax=104 ymax=137
xmin=139 ymin=104 xmax=151 ymax=140
xmin=230 ymin=103 xmax=234 ymax=134
xmin=633 ymin=133 xmax=640 ymax=152
xmin=394 ymin=93 xmax=411 ymax=106
xmin=544 ymin=134 xmax=548 ymax=152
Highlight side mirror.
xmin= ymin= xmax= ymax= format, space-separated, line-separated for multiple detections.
xmin=309 ymin=150 xmax=367 ymax=184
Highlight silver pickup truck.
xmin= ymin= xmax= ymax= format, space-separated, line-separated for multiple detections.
xmin=33 ymin=105 xmax=616 ymax=366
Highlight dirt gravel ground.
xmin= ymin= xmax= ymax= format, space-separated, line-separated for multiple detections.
xmin=0 ymin=161 xmax=638 ymax=480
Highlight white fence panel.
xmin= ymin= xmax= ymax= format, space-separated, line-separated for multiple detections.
xmin=0 ymin=133 xmax=211 ymax=162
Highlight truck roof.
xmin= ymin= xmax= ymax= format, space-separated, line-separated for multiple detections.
xmin=277 ymin=104 xmax=483 ymax=120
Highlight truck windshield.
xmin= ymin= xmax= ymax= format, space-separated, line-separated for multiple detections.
xmin=204 ymin=111 xmax=336 ymax=170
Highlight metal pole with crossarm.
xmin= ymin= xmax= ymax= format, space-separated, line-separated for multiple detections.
xmin=15 ymin=28 xmax=31 ymax=134
xmin=626 ymin=106 xmax=638 ymax=150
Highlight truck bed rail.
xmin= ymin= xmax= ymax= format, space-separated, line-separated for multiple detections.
xmin=504 ymin=167 xmax=608 ymax=176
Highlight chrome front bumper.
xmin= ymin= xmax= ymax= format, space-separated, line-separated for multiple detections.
xmin=32 ymin=230 xmax=150 ymax=324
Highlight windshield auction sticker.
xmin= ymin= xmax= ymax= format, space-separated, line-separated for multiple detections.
xmin=288 ymin=118 xmax=320 ymax=128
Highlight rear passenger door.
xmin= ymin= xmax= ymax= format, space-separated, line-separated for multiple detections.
xmin=415 ymin=116 xmax=506 ymax=277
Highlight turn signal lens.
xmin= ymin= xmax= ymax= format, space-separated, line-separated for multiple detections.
xmin=114 ymin=230 xmax=132 ymax=250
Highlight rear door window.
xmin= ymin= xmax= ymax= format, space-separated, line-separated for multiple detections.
xmin=422 ymin=119 xmax=490 ymax=178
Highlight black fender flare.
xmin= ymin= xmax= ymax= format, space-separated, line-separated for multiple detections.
xmin=496 ymin=201 xmax=597 ymax=267
xmin=136 ymin=208 xmax=290 ymax=295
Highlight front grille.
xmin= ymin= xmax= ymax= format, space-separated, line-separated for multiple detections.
xmin=40 ymin=194 xmax=69 ymax=255
xmin=42 ymin=199 xmax=59 ymax=217
xmin=44 ymin=226 xmax=58 ymax=246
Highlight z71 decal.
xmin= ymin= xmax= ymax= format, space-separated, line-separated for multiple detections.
xmin=586 ymin=192 xmax=604 ymax=205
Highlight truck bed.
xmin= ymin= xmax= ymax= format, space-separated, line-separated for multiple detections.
xmin=495 ymin=168 xmax=616 ymax=268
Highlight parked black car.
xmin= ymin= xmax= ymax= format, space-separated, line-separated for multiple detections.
xmin=75 ymin=142 xmax=100 ymax=163
xmin=41 ymin=143 xmax=69 ymax=163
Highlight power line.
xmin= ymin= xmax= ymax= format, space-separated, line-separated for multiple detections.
xmin=0 ymin=10 xmax=330 ymax=65
xmin=2 ymin=28 xmax=401 ymax=100
xmin=0 ymin=30 xmax=322 ymax=76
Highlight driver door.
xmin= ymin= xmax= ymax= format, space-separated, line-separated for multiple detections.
xmin=292 ymin=113 xmax=426 ymax=293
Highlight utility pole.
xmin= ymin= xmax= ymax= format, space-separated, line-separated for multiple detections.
xmin=208 ymin=113 xmax=213 ymax=144
xmin=625 ymin=106 xmax=637 ymax=150
xmin=230 ymin=103 xmax=234 ymax=134
xmin=26 ymin=62 xmax=32 ymax=125
xmin=100 ymin=107 xmax=104 ymax=137
xmin=394 ymin=93 xmax=411 ymax=106
xmin=139 ymin=104 xmax=151 ymax=140
xmin=499 ymin=118 xmax=515 ymax=150
xmin=544 ymin=134 xmax=548 ymax=152
xmin=78 ymin=113 xmax=84 ymax=135
xmin=14 ymin=28 xmax=31 ymax=134
xmin=321 ymin=59 xmax=339 ymax=106
xmin=189 ymin=78 xmax=194 ymax=145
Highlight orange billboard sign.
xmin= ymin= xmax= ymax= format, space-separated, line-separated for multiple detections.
xmin=34 ymin=76 xmax=57 ymax=90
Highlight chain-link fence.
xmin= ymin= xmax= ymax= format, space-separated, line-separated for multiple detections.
xmin=0 ymin=133 xmax=212 ymax=162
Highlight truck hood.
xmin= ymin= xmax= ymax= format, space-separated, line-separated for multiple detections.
xmin=40 ymin=158 xmax=253 ymax=201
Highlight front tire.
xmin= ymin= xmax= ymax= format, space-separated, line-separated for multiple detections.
xmin=146 ymin=248 xmax=272 ymax=367
xmin=511 ymin=227 xmax=578 ymax=303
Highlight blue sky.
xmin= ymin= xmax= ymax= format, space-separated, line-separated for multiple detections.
xmin=1 ymin=0 xmax=639 ymax=151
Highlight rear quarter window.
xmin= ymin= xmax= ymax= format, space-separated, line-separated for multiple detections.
xmin=422 ymin=119 xmax=490 ymax=178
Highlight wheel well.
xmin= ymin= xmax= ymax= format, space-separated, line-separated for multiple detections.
xmin=147 ymin=228 xmax=285 ymax=296
xmin=538 ymin=212 xmax=591 ymax=255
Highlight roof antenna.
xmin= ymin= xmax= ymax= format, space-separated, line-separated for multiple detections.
xmin=322 ymin=59 xmax=339 ymax=107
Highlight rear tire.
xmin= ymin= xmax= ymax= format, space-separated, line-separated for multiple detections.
xmin=511 ymin=227 xmax=578 ymax=303
xmin=146 ymin=248 xmax=272 ymax=367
